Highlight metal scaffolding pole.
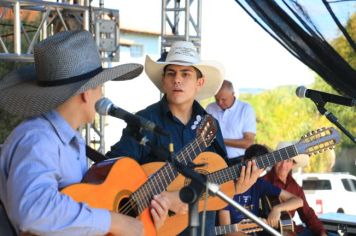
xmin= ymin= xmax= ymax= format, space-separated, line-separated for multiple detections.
xmin=0 ymin=0 xmax=120 ymax=154
xmin=160 ymin=0 xmax=202 ymax=54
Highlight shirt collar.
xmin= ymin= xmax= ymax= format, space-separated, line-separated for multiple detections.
xmin=43 ymin=110 xmax=78 ymax=145
xmin=217 ymin=97 xmax=238 ymax=112
xmin=269 ymin=167 xmax=294 ymax=185
xmin=159 ymin=95 xmax=207 ymax=118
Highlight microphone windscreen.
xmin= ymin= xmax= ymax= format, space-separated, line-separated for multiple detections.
xmin=95 ymin=97 xmax=112 ymax=115
xmin=296 ymin=86 xmax=307 ymax=98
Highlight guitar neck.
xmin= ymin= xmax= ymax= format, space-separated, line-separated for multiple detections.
xmin=132 ymin=135 xmax=208 ymax=213
xmin=215 ymin=221 xmax=263 ymax=235
xmin=215 ymin=224 xmax=238 ymax=235
xmin=208 ymin=145 xmax=299 ymax=185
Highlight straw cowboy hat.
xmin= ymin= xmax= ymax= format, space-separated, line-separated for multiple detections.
xmin=0 ymin=30 xmax=143 ymax=117
xmin=276 ymin=141 xmax=309 ymax=169
xmin=144 ymin=41 xmax=224 ymax=100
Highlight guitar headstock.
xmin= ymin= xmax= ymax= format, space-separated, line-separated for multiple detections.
xmin=295 ymin=127 xmax=340 ymax=156
xmin=196 ymin=114 xmax=217 ymax=148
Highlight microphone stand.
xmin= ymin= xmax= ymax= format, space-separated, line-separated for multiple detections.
xmin=172 ymin=160 xmax=281 ymax=236
xmin=311 ymin=96 xmax=356 ymax=143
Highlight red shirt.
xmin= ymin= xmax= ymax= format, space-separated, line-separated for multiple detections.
xmin=263 ymin=168 xmax=326 ymax=235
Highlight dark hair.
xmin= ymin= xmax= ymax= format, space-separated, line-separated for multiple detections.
xmin=244 ymin=144 xmax=270 ymax=159
xmin=163 ymin=65 xmax=203 ymax=78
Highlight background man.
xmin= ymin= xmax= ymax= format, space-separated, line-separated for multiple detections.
xmin=263 ymin=141 xmax=329 ymax=236
xmin=219 ymin=144 xmax=303 ymax=235
xmin=206 ymin=80 xmax=256 ymax=160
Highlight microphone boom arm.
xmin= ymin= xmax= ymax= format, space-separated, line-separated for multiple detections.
xmin=314 ymin=103 xmax=356 ymax=143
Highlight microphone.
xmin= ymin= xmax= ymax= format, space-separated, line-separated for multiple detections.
xmin=296 ymin=86 xmax=356 ymax=107
xmin=95 ymin=97 xmax=169 ymax=136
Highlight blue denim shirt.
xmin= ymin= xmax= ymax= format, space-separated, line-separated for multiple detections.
xmin=0 ymin=110 xmax=110 ymax=236
xmin=107 ymin=96 xmax=228 ymax=236
xmin=107 ymin=96 xmax=227 ymax=163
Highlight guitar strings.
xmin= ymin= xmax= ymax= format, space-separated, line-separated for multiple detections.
xmin=207 ymin=145 xmax=298 ymax=186
xmin=118 ymin=136 xmax=205 ymax=215
xmin=121 ymin=129 xmax=329 ymax=215
xmin=117 ymin=135 xmax=208 ymax=215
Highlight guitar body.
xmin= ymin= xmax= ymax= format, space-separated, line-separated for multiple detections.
xmin=142 ymin=152 xmax=235 ymax=236
xmin=61 ymin=157 xmax=155 ymax=236
xmin=263 ymin=196 xmax=295 ymax=236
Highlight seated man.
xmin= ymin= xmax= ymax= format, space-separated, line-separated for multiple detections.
xmin=218 ymin=144 xmax=303 ymax=235
xmin=264 ymin=141 xmax=337 ymax=236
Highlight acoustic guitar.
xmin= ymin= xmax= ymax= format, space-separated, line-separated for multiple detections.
xmin=262 ymin=196 xmax=296 ymax=236
xmin=143 ymin=127 xmax=340 ymax=235
xmin=215 ymin=219 xmax=263 ymax=235
xmin=61 ymin=114 xmax=217 ymax=236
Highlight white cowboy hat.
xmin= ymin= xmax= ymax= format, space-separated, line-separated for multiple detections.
xmin=144 ymin=41 xmax=224 ymax=100
xmin=276 ymin=141 xmax=309 ymax=169
xmin=0 ymin=30 xmax=143 ymax=117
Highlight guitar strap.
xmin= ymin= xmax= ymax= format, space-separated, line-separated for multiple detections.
xmin=85 ymin=145 xmax=108 ymax=163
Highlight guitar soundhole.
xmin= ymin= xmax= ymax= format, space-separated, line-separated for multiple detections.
xmin=117 ymin=197 xmax=139 ymax=218
xmin=183 ymin=169 xmax=210 ymax=199
xmin=183 ymin=169 xmax=210 ymax=186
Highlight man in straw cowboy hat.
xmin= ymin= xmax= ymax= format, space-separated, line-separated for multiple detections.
xmin=263 ymin=141 xmax=329 ymax=236
xmin=106 ymin=41 xmax=264 ymax=235
xmin=0 ymin=30 xmax=169 ymax=235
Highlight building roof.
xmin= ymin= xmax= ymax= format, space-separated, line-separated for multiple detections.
xmin=120 ymin=27 xmax=160 ymax=36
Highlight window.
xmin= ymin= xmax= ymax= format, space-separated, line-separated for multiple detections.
xmin=130 ymin=44 xmax=143 ymax=57
xmin=341 ymin=179 xmax=356 ymax=192
xmin=302 ymin=179 xmax=331 ymax=190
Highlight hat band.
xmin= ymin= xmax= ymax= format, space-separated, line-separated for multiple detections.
xmin=168 ymin=59 xmax=196 ymax=64
xmin=37 ymin=66 xmax=103 ymax=87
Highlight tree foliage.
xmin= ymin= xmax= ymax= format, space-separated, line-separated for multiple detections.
xmin=238 ymin=14 xmax=356 ymax=173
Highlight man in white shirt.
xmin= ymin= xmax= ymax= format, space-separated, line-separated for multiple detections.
xmin=206 ymin=80 xmax=256 ymax=159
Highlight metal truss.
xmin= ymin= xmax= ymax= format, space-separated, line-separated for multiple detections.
xmin=0 ymin=0 xmax=121 ymax=154
xmin=161 ymin=0 xmax=202 ymax=54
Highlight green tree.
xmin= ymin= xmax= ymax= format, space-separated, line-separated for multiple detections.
xmin=331 ymin=12 xmax=356 ymax=70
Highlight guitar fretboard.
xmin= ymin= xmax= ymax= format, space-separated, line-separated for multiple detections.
xmin=131 ymin=134 xmax=210 ymax=213
xmin=215 ymin=224 xmax=237 ymax=235
xmin=208 ymin=145 xmax=298 ymax=185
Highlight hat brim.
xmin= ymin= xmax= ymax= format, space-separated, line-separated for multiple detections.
xmin=293 ymin=154 xmax=309 ymax=169
xmin=276 ymin=141 xmax=309 ymax=170
xmin=0 ymin=63 xmax=143 ymax=117
xmin=144 ymin=55 xmax=224 ymax=100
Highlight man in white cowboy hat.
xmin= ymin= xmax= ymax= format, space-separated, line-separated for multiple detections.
xmin=263 ymin=141 xmax=328 ymax=236
xmin=0 ymin=30 xmax=169 ymax=235
xmin=206 ymin=80 xmax=256 ymax=160
xmin=106 ymin=41 xmax=264 ymax=236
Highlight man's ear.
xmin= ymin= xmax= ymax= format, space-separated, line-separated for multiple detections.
xmin=81 ymin=90 xmax=89 ymax=103
xmin=197 ymin=76 xmax=205 ymax=88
